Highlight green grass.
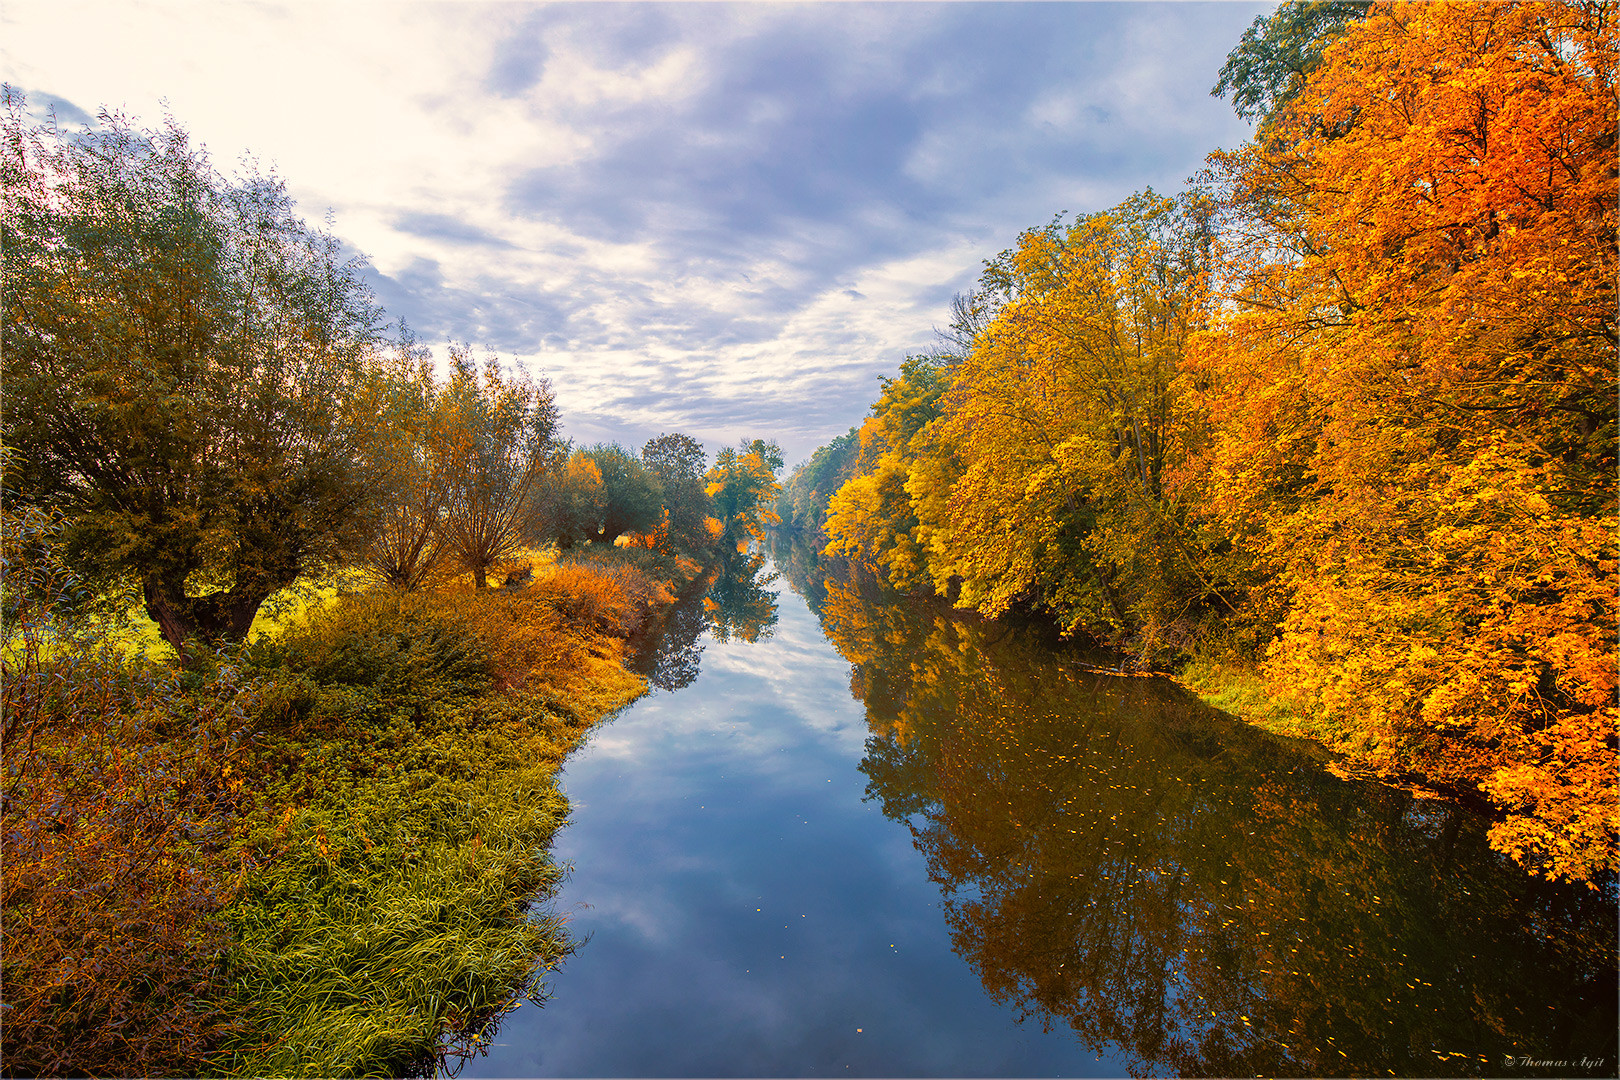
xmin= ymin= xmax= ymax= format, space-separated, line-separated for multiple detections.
xmin=1176 ymin=656 xmax=1336 ymax=743
xmin=5 ymin=542 xmax=668 ymax=1078
xmin=212 ymin=586 xmax=646 ymax=1077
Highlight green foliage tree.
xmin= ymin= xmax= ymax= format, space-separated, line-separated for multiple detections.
xmin=437 ymin=346 xmax=559 ymax=587
xmin=779 ymin=428 xmax=859 ymax=535
xmin=1211 ymin=0 xmax=1372 ymax=127
xmin=525 ymin=449 xmax=602 ymax=551
xmin=579 ymin=443 xmax=664 ymax=545
xmin=641 ymin=432 xmax=713 ymax=553
xmin=1 ymin=93 xmax=383 ymax=662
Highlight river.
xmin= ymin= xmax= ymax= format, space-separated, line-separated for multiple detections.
xmin=458 ymin=538 xmax=1617 ymax=1078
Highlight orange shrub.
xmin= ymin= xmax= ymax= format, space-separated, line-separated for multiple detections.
xmin=2 ymin=513 xmax=254 ymax=1075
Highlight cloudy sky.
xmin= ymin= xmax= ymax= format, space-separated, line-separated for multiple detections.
xmin=4 ymin=1 xmax=1265 ymax=466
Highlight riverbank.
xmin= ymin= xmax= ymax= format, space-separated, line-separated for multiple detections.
xmin=1 ymin=545 xmax=703 ymax=1078
xmin=1174 ymin=656 xmax=1327 ymax=743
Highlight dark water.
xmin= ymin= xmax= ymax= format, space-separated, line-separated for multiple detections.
xmin=460 ymin=540 xmax=1618 ymax=1078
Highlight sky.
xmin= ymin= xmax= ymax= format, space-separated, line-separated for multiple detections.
xmin=3 ymin=1 xmax=1266 ymax=467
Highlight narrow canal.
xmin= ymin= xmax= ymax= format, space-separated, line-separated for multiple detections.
xmin=462 ymin=541 xmax=1617 ymax=1078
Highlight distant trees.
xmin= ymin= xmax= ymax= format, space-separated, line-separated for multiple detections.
xmin=777 ymin=429 xmax=858 ymax=536
xmin=822 ymin=356 xmax=948 ymax=594
xmin=821 ymin=193 xmax=1224 ymax=654
xmin=2 ymin=93 xmax=383 ymax=661
xmin=706 ymin=440 xmax=784 ymax=547
xmin=526 ymin=452 xmax=604 ymax=550
xmin=523 ymin=435 xmax=721 ymax=557
xmin=642 ymin=432 xmax=712 ymax=553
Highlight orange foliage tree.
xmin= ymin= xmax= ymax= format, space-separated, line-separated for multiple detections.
xmin=1192 ymin=0 xmax=1617 ymax=883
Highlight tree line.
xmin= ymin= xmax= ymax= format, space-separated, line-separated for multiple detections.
xmin=782 ymin=1 xmax=1615 ymax=886
xmin=1 ymin=87 xmax=783 ymax=665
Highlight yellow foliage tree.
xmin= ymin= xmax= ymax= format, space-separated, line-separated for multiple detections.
xmin=922 ymin=193 xmax=1235 ymax=658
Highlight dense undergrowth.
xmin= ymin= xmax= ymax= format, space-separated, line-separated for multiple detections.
xmin=2 ymin=511 xmax=690 ymax=1078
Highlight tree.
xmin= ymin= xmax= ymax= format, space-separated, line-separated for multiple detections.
xmin=915 ymin=193 xmax=1230 ymax=657
xmin=2 ymin=93 xmax=384 ymax=662
xmin=357 ymin=332 xmax=451 ymax=592
xmin=525 ymin=450 xmax=603 ymax=551
xmin=822 ymin=356 xmax=948 ymax=593
xmin=705 ymin=439 xmax=783 ymax=547
xmin=1194 ymin=1 xmax=1617 ymax=882
xmin=579 ymin=444 xmax=664 ymax=545
xmin=1211 ymin=1 xmax=1373 ymax=127
xmin=641 ymin=432 xmax=713 ymax=553
xmin=779 ymin=428 xmax=859 ymax=536
xmin=437 ymin=346 xmax=559 ymax=588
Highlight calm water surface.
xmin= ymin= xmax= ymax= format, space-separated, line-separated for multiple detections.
xmin=460 ymin=541 xmax=1617 ymax=1078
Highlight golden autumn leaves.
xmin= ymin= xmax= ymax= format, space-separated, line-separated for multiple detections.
xmin=816 ymin=1 xmax=1616 ymax=885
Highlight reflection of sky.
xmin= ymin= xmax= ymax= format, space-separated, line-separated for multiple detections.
xmin=462 ymin=563 xmax=1130 ymax=1077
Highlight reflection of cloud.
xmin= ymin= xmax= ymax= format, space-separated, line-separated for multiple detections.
xmin=8 ymin=0 xmax=1267 ymax=463
xmin=468 ymin=563 xmax=1147 ymax=1076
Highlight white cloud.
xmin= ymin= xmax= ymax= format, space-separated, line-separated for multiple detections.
xmin=6 ymin=0 xmax=1264 ymax=465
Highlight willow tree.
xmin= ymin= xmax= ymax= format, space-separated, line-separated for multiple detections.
xmin=356 ymin=336 xmax=451 ymax=592
xmin=1 ymin=93 xmax=384 ymax=662
xmin=437 ymin=346 xmax=559 ymax=588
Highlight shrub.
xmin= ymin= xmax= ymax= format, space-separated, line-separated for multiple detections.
xmin=2 ymin=509 xmax=255 ymax=1076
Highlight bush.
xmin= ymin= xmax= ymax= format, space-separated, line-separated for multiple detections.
xmin=2 ymin=509 xmax=255 ymax=1076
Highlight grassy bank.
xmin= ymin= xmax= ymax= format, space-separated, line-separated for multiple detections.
xmin=1174 ymin=656 xmax=1329 ymax=743
xmin=2 ymin=539 xmax=698 ymax=1078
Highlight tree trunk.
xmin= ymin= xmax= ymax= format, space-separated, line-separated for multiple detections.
xmin=143 ymin=573 xmax=279 ymax=667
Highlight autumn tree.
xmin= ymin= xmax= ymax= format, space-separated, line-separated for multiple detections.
xmin=1 ymin=93 xmax=384 ymax=662
xmin=356 ymin=333 xmax=451 ymax=591
xmin=822 ymin=356 xmax=948 ymax=593
xmin=921 ymin=192 xmax=1234 ymax=658
xmin=437 ymin=346 xmax=559 ymax=587
xmin=706 ymin=439 xmax=784 ymax=547
xmin=1193 ymin=0 xmax=1617 ymax=882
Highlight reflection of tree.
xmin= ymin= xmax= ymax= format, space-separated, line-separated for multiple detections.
xmin=765 ymin=529 xmax=834 ymax=618
xmin=628 ymin=574 xmax=709 ymax=693
xmin=818 ymin=565 xmax=1618 ymax=1078
xmin=703 ymin=547 xmax=779 ymax=645
xmin=626 ymin=549 xmax=784 ymax=690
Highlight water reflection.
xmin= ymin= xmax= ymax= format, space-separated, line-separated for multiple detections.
xmin=800 ymin=555 xmax=1617 ymax=1078
xmin=703 ymin=546 xmax=779 ymax=644
xmin=630 ymin=548 xmax=780 ymax=690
